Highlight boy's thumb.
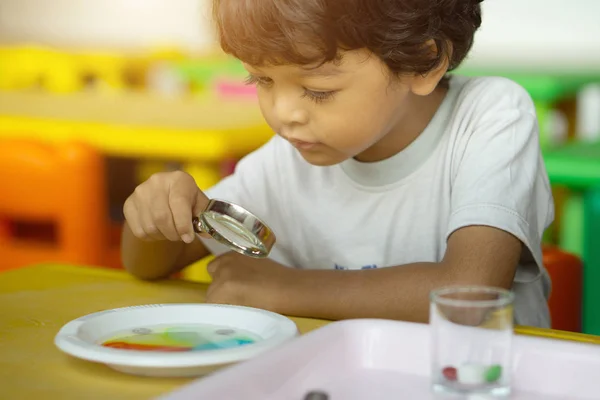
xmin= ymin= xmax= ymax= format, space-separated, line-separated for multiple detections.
xmin=192 ymin=189 xmax=212 ymax=239
xmin=192 ymin=188 xmax=210 ymax=216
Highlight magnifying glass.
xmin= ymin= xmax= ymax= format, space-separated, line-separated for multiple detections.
xmin=192 ymin=199 xmax=276 ymax=258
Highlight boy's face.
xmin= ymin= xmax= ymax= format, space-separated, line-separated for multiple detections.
xmin=244 ymin=49 xmax=444 ymax=166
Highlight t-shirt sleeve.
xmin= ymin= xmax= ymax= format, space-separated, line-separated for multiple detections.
xmin=198 ymin=136 xmax=284 ymax=259
xmin=446 ymin=78 xmax=554 ymax=282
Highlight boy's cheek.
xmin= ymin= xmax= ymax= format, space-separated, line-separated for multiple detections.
xmin=256 ymin=96 xmax=279 ymax=130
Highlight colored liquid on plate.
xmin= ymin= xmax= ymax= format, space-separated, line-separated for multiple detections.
xmin=100 ymin=323 xmax=260 ymax=352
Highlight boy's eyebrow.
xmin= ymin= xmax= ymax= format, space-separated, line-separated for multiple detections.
xmin=298 ymin=64 xmax=346 ymax=77
xmin=243 ymin=61 xmax=346 ymax=77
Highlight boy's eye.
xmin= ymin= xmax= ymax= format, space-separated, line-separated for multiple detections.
xmin=244 ymin=74 xmax=273 ymax=87
xmin=302 ymin=89 xmax=337 ymax=104
xmin=245 ymin=74 xmax=336 ymax=104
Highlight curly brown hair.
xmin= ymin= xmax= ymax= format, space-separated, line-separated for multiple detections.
xmin=213 ymin=0 xmax=482 ymax=75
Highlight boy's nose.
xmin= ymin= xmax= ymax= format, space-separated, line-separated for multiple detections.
xmin=273 ymin=96 xmax=309 ymax=126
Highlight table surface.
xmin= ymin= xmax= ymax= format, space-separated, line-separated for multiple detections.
xmin=0 ymin=265 xmax=327 ymax=400
xmin=1 ymin=264 xmax=598 ymax=400
xmin=0 ymin=91 xmax=273 ymax=161
xmin=0 ymin=91 xmax=267 ymax=131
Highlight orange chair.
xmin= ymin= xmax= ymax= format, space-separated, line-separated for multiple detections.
xmin=0 ymin=139 xmax=117 ymax=271
xmin=0 ymin=219 xmax=12 ymax=239
xmin=543 ymin=246 xmax=583 ymax=332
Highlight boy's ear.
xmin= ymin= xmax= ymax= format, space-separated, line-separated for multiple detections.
xmin=409 ymin=40 xmax=450 ymax=96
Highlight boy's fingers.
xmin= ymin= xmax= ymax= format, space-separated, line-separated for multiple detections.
xmin=206 ymin=258 xmax=219 ymax=277
xmin=124 ymin=196 xmax=162 ymax=241
xmin=123 ymin=200 xmax=146 ymax=239
xmin=191 ymin=189 xmax=213 ymax=239
xmin=192 ymin=189 xmax=210 ymax=216
xmin=169 ymin=195 xmax=195 ymax=243
xmin=138 ymin=203 xmax=164 ymax=241
xmin=149 ymin=195 xmax=180 ymax=241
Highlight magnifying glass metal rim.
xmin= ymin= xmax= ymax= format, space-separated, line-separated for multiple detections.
xmin=192 ymin=199 xmax=276 ymax=258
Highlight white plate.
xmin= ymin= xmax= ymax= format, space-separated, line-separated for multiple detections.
xmin=54 ymin=303 xmax=298 ymax=377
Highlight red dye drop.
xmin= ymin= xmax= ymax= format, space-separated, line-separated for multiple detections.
xmin=442 ymin=366 xmax=458 ymax=381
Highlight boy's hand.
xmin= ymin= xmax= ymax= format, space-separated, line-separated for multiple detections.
xmin=123 ymin=171 xmax=209 ymax=244
xmin=205 ymin=252 xmax=296 ymax=313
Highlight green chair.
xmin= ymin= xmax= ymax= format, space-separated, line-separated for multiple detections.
xmin=543 ymin=140 xmax=600 ymax=335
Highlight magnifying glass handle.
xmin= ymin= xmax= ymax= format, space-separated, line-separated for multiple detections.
xmin=192 ymin=216 xmax=208 ymax=235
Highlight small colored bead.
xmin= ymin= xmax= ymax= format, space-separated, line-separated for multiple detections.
xmin=304 ymin=391 xmax=329 ymax=400
xmin=442 ymin=366 xmax=458 ymax=381
xmin=457 ymin=363 xmax=486 ymax=385
xmin=485 ymin=364 xmax=502 ymax=382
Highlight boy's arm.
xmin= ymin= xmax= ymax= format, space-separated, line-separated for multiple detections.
xmin=121 ymin=222 xmax=210 ymax=280
xmin=279 ymin=224 xmax=521 ymax=322
xmin=206 ymin=224 xmax=521 ymax=322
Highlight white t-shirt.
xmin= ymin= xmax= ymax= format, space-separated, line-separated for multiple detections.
xmin=203 ymin=75 xmax=554 ymax=328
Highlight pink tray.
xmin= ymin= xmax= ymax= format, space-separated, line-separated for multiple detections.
xmin=158 ymin=319 xmax=600 ymax=400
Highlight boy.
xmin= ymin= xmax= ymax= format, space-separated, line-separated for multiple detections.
xmin=122 ymin=0 xmax=554 ymax=327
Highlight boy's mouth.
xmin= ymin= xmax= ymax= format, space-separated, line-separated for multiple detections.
xmin=289 ymin=139 xmax=319 ymax=150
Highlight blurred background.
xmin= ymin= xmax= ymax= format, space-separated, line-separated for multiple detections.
xmin=0 ymin=0 xmax=598 ymax=334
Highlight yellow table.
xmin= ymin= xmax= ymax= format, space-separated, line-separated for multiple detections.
xmin=0 ymin=91 xmax=272 ymax=163
xmin=0 ymin=265 xmax=598 ymax=399
xmin=0 ymin=265 xmax=326 ymax=400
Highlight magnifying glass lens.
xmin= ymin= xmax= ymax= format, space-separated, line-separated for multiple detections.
xmin=193 ymin=200 xmax=275 ymax=258
xmin=203 ymin=211 xmax=267 ymax=255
